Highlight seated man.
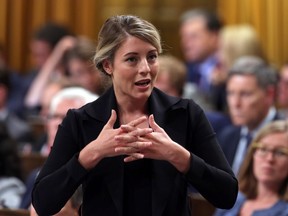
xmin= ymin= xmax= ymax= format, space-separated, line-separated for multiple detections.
xmin=19 ymin=87 xmax=98 ymax=210
xmin=218 ymin=55 xmax=282 ymax=175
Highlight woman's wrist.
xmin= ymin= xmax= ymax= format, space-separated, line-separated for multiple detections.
xmin=78 ymin=145 xmax=102 ymax=170
xmin=168 ymin=143 xmax=191 ymax=173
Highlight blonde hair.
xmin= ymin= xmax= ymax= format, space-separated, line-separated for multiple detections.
xmin=94 ymin=15 xmax=162 ymax=74
xmin=219 ymin=24 xmax=266 ymax=69
xmin=157 ymin=55 xmax=187 ymax=96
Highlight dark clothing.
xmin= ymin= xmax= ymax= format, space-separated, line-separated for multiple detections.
xmin=218 ymin=111 xmax=284 ymax=167
xmin=187 ymin=63 xmax=201 ymax=84
xmin=186 ymin=58 xmax=227 ymax=112
xmin=19 ymin=168 xmax=40 ymax=209
xmin=8 ymin=70 xmax=37 ymax=119
xmin=32 ymin=87 xmax=238 ymax=216
xmin=0 ymin=111 xmax=34 ymax=147
xmin=205 ymin=111 xmax=231 ymax=139
xmin=218 ymin=126 xmax=242 ymax=166
xmin=123 ymin=159 xmax=152 ymax=216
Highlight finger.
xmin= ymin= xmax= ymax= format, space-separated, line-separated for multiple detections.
xmin=115 ymin=142 xmax=152 ymax=155
xmin=119 ymin=125 xmax=153 ymax=135
xmin=104 ymin=109 xmax=117 ymax=129
xmin=115 ymin=128 xmax=152 ymax=141
xmin=115 ymin=140 xmax=151 ymax=152
xmin=148 ymin=114 xmax=162 ymax=132
xmin=124 ymin=153 xmax=144 ymax=162
xmin=122 ymin=141 xmax=152 ymax=149
xmin=134 ymin=128 xmax=153 ymax=136
xmin=120 ymin=124 xmax=135 ymax=132
xmin=128 ymin=116 xmax=148 ymax=127
xmin=115 ymin=146 xmax=137 ymax=154
xmin=115 ymin=133 xmax=138 ymax=143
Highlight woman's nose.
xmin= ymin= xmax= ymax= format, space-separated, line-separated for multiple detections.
xmin=139 ymin=59 xmax=151 ymax=73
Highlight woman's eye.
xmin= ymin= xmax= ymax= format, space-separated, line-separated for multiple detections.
xmin=126 ymin=57 xmax=137 ymax=62
xmin=259 ymin=147 xmax=270 ymax=154
xmin=275 ymin=150 xmax=287 ymax=157
xmin=148 ymin=54 xmax=158 ymax=62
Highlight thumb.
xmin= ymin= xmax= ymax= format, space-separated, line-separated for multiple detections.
xmin=104 ymin=109 xmax=117 ymax=129
xmin=148 ymin=114 xmax=161 ymax=132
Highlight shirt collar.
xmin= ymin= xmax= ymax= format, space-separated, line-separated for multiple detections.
xmin=241 ymin=106 xmax=277 ymax=137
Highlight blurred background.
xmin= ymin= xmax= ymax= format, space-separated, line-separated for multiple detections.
xmin=0 ymin=0 xmax=287 ymax=73
xmin=1 ymin=1 xmax=288 ymax=214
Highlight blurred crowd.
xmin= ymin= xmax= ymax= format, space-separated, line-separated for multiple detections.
xmin=1 ymin=7 xmax=288 ymax=216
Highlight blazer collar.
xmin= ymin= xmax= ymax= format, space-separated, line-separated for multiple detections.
xmin=84 ymin=87 xmax=117 ymax=123
xmin=84 ymin=87 xmax=182 ymax=123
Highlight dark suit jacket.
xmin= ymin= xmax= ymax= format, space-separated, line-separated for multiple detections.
xmin=205 ymin=111 xmax=231 ymax=139
xmin=32 ymin=87 xmax=237 ymax=216
xmin=218 ymin=112 xmax=284 ymax=166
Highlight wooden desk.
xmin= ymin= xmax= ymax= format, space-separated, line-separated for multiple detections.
xmin=189 ymin=193 xmax=215 ymax=216
xmin=20 ymin=153 xmax=47 ymax=181
xmin=0 ymin=209 xmax=29 ymax=216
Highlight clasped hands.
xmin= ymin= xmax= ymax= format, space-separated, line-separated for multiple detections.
xmin=98 ymin=109 xmax=175 ymax=163
xmin=80 ymin=110 xmax=190 ymax=172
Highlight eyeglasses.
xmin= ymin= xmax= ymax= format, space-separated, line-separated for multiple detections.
xmin=253 ymin=143 xmax=288 ymax=159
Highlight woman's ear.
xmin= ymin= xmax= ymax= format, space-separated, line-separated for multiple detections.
xmin=103 ymin=59 xmax=113 ymax=75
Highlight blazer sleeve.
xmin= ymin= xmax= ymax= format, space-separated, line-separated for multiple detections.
xmin=184 ymin=102 xmax=238 ymax=209
xmin=32 ymin=109 xmax=88 ymax=216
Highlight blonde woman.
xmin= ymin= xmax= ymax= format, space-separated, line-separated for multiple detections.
xmin=32 ymin=15 xmax=237 ymax=216
xmin=211 ymin=24 xmax=266 ymax=88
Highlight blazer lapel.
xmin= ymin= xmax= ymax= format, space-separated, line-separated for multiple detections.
xmin=149 ymin=89 xmax=182 ymax=216
xmin=84 ymin=88 xmax=125 ymax=215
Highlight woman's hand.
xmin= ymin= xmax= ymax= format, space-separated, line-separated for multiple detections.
xmin=78 ymin=110 xmax=153 ymax=170
xmin=118 ymin=114 xmax=191 ymax=173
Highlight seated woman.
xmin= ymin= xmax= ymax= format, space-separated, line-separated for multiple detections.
xmin=214 ymin=120 xmax=288 ymax=216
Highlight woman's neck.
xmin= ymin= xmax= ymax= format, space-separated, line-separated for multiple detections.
xmin=117 ymin=99 xmax=147 ymax=122
xmin=239 ymin=184 xmax=280 ymax=216
xmin=118 ymin=107 xmax=148 ymax=125
xmin=255 ymin=183 xmax=280 ymax=202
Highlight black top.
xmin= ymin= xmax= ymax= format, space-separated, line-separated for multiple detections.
xmin=123 ymin=159 xmax=152 ymax=216
xmin=32 ymin=87 xmax=238 ymax=216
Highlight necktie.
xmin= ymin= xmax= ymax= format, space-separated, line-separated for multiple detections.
xmin=245 ymin=132 xmax=252 ymax=148
xmin=232 ymin=132 xmax=252 ymax=175
xmin=187 ymin=63 xmax=200 ymax=84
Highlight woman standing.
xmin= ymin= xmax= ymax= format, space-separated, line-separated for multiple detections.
xmin=32 ymin=15 xmax=237 ymax=216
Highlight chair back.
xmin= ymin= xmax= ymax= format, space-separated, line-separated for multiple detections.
xmin=20 ymin=153 xmax=47 ymax=180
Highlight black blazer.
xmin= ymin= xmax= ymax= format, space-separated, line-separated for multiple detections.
xmin=32 ymin=87 xmax=237 ymax=216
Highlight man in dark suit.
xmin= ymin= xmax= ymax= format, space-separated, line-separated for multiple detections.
xmin=218 ymin=55 xmax=282 ymax=175
xmin=179 ymin=8 xmax=226 ymax=112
